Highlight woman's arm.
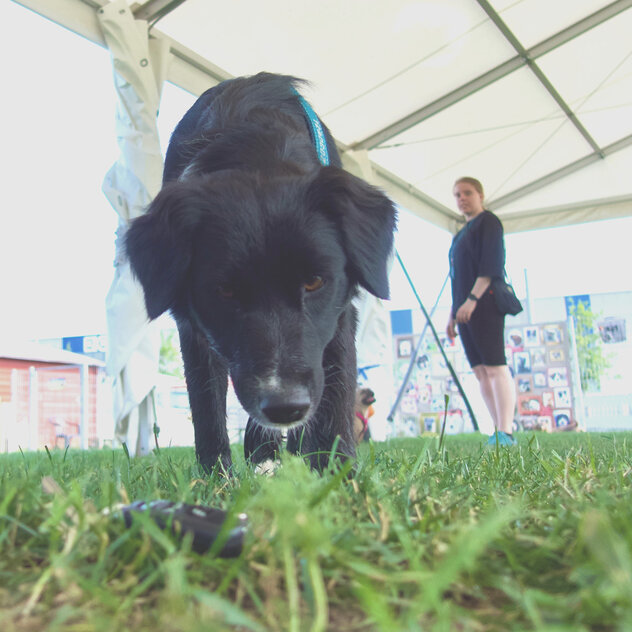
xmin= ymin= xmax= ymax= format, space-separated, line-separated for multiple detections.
xmin=455 ymin=275 xmax=491 ymax=324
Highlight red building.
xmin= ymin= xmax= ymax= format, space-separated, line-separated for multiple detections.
xmin=0 ymin=341 xmax=105 ymax=452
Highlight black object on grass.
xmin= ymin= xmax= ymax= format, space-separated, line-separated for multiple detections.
xmin=121 ymin=500 xmax=247 ymax=557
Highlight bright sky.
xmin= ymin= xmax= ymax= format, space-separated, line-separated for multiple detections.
xmin=2 ymin=2 xmax=631 ymax=342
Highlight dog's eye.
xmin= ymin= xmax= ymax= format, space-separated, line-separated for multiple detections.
xmin=303 ymin=276 xmax=324 ymax=292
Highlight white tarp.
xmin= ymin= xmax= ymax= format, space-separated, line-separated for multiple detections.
xmin=98 ymin=0 xmax=169 ymax=456
xmin=13 ymin=0 xmax=632 ymax=232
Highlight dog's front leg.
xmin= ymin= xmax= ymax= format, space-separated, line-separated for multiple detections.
xmin=177 ymin=319 xmax=231 ymax=473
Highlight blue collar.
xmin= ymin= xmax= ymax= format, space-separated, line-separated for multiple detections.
xmin=293 ymin=89 xmax=330 ymax=166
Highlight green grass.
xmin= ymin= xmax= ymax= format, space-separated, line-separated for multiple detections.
xmin=1 ymin=432 xmax=632 ymax=631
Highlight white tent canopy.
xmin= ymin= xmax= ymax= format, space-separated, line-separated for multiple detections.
xmin=14 ymin=0 xmax=632 ymax=234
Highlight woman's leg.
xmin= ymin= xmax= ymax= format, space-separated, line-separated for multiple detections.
xmin=475 ymin=364 xmax=516 ymax=434
xmin=472 ymin=364 xmax=498 ymax=428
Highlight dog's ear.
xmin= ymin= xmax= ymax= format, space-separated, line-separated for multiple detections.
xmin=125 ymin=183 xmax=204 ymax=319
xmin=307 ymin=167 xmax=397 ymax=299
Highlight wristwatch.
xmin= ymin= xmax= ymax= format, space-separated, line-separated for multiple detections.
xmin=468 ymin=292 xmax=479 ymax=301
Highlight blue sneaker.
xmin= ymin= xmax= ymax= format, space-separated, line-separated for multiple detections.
xmin=486 ymin=431 xmax=517 ymax=447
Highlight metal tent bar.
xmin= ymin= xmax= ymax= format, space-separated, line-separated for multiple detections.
xmin=390 ymin=251 xmax=479 ymax=431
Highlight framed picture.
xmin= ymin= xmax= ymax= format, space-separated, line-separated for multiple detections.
xmin=416 ymin=353 xmax=430 ymax=370
xmin=554 ymin=387 xmax=572 ymax=408
xmin=519 ymin=394 xmax=542 ymax=415
xmin=397 ymin=337 xmax=413 ymax=358
xmin=548 ymin=348 xmax=565 ymax=363
xmin=542 ymin=391 xmax=555 ymax=410
xmin=524 ymin=326 xmax=540 ymax=347
xmin=548 ymin=367 xmax=568 ymax=387
xmin=543 ymin=325 xmax=563 ymax=345
xmin=533 ymin=371 xmax=547 ymax=388
xmin=514 ymin=351 xmax=532 ymax=374
xmin=522 ymin=415 xmax=552 ymax=431
xmin=420 ymin=415 xmax=438 ymax=433
xmin=531 ymin=348 xmax=546 ymax=368
xmin=507 ymin=328 xmax=524 ymax=349
xmin=554 ymin=409 xmax=572 ymax=428
xmin=518 ymin=377 xmax=532 ymax=393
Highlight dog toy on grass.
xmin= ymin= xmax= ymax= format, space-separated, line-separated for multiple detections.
xmin=120 ymin=500 xmax=248 ymax=557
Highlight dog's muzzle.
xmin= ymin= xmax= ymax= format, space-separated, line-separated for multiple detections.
xmin=259 ymin=385 xmax=311 ymax=426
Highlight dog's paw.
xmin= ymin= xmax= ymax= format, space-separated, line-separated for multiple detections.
xmin=254 ymin=459 xmax=281 ymax=477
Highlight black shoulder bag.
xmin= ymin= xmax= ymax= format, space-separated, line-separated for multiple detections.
xmin=489 ymin=274 xmax=523 ymax=316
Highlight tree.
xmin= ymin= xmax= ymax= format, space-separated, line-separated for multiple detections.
xmin=571 ymin=302 xmax=611 ymax=393
xmin=159 ymin=329 xmax=184 ymax=379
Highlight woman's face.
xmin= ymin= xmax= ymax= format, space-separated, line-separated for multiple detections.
xmin=453 ymin=182 xmax=484 ymax=219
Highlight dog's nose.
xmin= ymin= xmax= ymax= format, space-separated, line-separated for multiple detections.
xmin=261 ymin=389 xmax=310 ymax=425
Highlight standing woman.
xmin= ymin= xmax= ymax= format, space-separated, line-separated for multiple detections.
xmin=447 ymin=177 xmax=517 ymax=446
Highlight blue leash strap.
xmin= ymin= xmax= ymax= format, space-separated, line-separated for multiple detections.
xmin=292 ymin=88 xmax=330 ymax=167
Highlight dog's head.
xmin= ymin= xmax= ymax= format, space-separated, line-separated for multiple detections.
xmin=126 ymin=167 xmax=396 ymax=428
xmin=355 ymin=387 xmax=376 ymax=409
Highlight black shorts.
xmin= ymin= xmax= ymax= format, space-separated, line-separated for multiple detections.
xmin=457 ymin=290 xmax=506 ymax=368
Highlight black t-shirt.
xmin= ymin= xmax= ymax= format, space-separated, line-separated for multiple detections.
xmin=449 ymin=210 xmax=505 ymax=317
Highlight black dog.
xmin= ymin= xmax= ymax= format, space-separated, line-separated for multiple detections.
xmin=126 ymin=73 xmax=396 ymax=472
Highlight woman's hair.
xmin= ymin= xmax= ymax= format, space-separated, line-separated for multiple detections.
xmin=454 ymin=176 xmax=484 ymax=197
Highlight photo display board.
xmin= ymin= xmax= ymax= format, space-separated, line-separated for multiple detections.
xmin=392 ymin=320 xmax=580 ymax=436
xmin=506 ymin=321 xmax=578 ymax=432
xmin=392 ymin=333 xmax=473 ymax=436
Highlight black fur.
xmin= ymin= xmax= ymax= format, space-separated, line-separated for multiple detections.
xmin=126 ymin=73 xmax=396 ymax=472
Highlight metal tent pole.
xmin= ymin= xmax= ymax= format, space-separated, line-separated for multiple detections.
xmin=390 ymin=251 xmax=479 ymax=432
xmin=387 ymin=272 xmax=449 ymax=420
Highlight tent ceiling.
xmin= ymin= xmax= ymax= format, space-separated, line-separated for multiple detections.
xmin=14 ymin=0 xmax=632 ymax=233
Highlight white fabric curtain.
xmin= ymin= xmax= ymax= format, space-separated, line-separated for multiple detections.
xmin=98 ymin=0 xmax=170 ymax=456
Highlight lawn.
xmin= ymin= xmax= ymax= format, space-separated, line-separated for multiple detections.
xmin=1 ymin=431 xmax=631 ymax=631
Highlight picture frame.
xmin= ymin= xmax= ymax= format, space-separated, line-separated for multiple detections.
xmin=543 ymin=325 xmax=563 ymax=345
xmin=518 ymin=394 xmax=542 ymax=415
xmin=554 ymin=387 xmax=572 ymax=408
xmin=548 ymin=367 xmax=568 ymax=387
xmin=421 ymin=415 xmax=438 ymax=433
xmin=542 ymin=391 xmax=555 ymax=410
xmin=548 ymin=348 xmax=565 ymax=363
xmin=524 ymin=326 xmax=540 ymax=347
xmin=536 ymin=416 xmax=553 ymax=432
xmin=533 ymin=371 xmax=547 ymax=388
xmin=507 ymin=328 xmax=524 ymax=350
xmin=518 ymin=377 xmax=532 ymax=393
xmin=553 ymin=409 xmax=572 ymax=428
xmin=514 ymin=351 xmax=532 ymax=374
xmin=416 ymin=353 xmax=430 ymax=370
xmin=531 ymin=347 xmax=546 ymax=368
xmin=397 ymin=337 xmax=413 ymax=358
